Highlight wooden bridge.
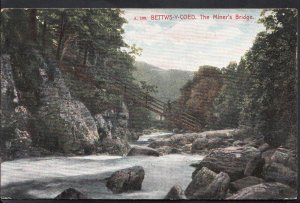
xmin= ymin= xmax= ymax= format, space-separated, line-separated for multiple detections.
xmin=57 ymin=54 xmax=202 ymax=132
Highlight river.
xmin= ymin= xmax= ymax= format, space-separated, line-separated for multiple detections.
xmin=1 ymin=131 xmax=204 ymax=199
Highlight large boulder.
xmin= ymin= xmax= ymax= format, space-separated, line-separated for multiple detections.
xmin=270 ymin=147 xmax=297 ymax=171
xmin=127 ymin=146 xmax=159 ymax=157
xmin=262 ymin=162 xmax=297 ymax=188
xmin=106 ymin=166 xmax=145 ymax=194
xmin=99 ymin=137 xmax=129 ymax=156
xmin=165 ymin=185 xmax=187 ymax=200
xmin=192 ymin=146 xmax=261 ymax=181
xmin=185 ymin=167 xmax=217 ymax=198
xmin=229 ymin=176 xmax=264 ymax=192
xmin=197 ymin=172 xmax=230 ymax=199
xmin=191 ymin=172 xmax=230 ymax=199
xmin=226 ymin=182 xmax=297 ymax=199
xmin=55 ymin=188 xmax=88 ymax=199
xmin=36 ymin=99 xmax=99 ymax=153
xmin=244 ymin=152 xmax=265 ymax=177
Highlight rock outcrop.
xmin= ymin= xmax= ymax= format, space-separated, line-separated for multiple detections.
xmin=94 ymin=104 xmax=131 ymax=155
xmin=106 ymin=166 xmax=145 ymax=194
xmin=34 ymin=57 xmax=99 ymax=153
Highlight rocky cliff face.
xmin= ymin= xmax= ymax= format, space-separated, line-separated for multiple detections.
xmin=1 ymin=55 xmax=33 ymax=160
xmin=1 ymin=53 xmax=98 ymax=159
xmin=34 ymin=58 xmax=99 ymax=153
xmin=1 ymin=51 xmax=133 ymax=160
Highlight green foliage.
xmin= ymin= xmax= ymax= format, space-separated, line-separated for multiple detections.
xmin=1 ymin=8 xmax=153 ymax=131
xmin=211 ymin=9 xmax=297 ymax=147
xmin=240 ymin=9 xmax=297 ymax=147
xmin=211 ymin=61 xmax=248 ymax=129
xmin=127 ymin=105 xmax=153 ymax=132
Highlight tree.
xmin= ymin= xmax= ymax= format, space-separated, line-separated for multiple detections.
xmin=211 ymin=61 xmax=248 ymax=129
xmin=239 ymin=9 xmax=297 ymax=147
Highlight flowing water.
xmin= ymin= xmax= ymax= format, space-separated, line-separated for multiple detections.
xmin=1 ymin=132 xmax=204 ymax=199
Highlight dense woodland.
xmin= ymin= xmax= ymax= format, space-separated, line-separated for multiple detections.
xmin=1 ymin=9 xmax=297 ymax=149
xmin=178 ymin=9 xmax=297 ymax=149
xmin=1 ymin=9 xmax=153 ymax=132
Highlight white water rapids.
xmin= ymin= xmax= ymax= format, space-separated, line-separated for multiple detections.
xmin=1 ymin=132 xmax=204 ymax=199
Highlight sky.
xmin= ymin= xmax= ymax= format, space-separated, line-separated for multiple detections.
xmin=122 ymin=9 xmax=265 ymax=71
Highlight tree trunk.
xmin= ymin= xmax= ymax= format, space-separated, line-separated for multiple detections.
xmin=83 ymin=46 xmax=88 ymax=65
xmin=42 ymin=21 xmax=47 ymax=54
xmin=28 ymin=9 xmax=37 ymax=42
xmin=56 ymin=11 xmax=67 ymax=60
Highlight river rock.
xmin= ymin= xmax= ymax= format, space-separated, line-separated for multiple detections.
xmin=229 ymin=176 xmax=264 ymax=192
xmin=99 ymin=137 xmax=129 ymax=156
xmin=165 ymin=185 xmax=187 ymax=200
xmin=127 ymin=146 xmax=159 ymax=157
xmin=244 ymin=153 xmax=265 ymax=177
xmin=55 ymin=188 xmax=88 ymax=199
xmin=192 ymin=131 xmax=234 ymax=153
xmin=226 ymin=182 xmax=297 ymax=199
xmin=191 ymin=137 xmax=208 ymax=153
xmin=270 ymin=147 xmax=297 ymax=171
xmin=106 ymin=166 xmax=145 ymax=194
xmin=258 ymin=143 xmax=271 ymax=152
xmin=261 ymin=148 xmax=276 ymax=166
xmin=191 ymin=172 xmax=230 ymax=199
xmin=128 ymin=131 xmax=141 ymax=141
xmin=262 ymin=162 xmax=297 ymax=187
xmin=185 ymin=167 xmax=217 ymax=198
xmin=148 ymin=139 xmax=171 ymax=148
xmin=192 ymin=146 xmax=261 ymax=181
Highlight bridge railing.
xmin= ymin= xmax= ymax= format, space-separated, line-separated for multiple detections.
xmin=59 ymin=54 xmax=202 ymax=131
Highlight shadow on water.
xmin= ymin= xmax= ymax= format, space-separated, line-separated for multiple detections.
xmin=1 ymin=172 xmax=112 ymax=199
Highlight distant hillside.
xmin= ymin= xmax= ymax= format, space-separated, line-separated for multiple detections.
xmin=133 ymin=61 xmax=194 ymax=102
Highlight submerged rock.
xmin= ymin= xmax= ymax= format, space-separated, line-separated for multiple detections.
xmin=106 ymin=166 xmax=145 ymax=194
xmin=55 ymin=188 xmax=88 ymax=199
xmin=226 ymin=182 xmax=297 ymax=199
xmin=165 ymin=185 xmax=187 ymax=200
xmin=127 ymin=146 xmax=159 ymax=157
